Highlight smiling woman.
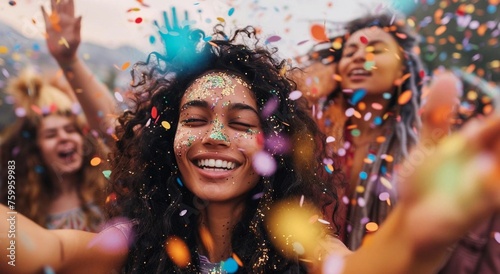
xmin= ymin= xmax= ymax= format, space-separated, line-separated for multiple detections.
xmin=0 ymin=69 xmax=107 ymax=232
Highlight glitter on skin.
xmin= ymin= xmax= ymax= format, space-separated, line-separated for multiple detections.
xmin=209 ymin=117 xmax=230 ymax=142
xmin=186 ymin=71 xmax=250 ymax=101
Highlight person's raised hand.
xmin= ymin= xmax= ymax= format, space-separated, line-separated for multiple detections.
xmin=154 ymin=7 xmax=201 ymax=61
xmin=397 ymin=115 xmax=500 ymax=249
xmin=41 ymin=0 xmax=81 ymax=66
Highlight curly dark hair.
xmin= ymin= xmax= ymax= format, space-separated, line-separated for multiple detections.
xmin=107 ymin=25 xmax=343 ymax=273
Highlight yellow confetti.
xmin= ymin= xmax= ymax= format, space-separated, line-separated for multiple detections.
xmin=380 ymin=177 xmax=393 ymax=189
xmin=58 ymin=37 xmax=69 ymax=48
xmin=216 ymin=17 xmax=225 ymax=23
xmin=161 ymin=121 xmax=171 ymax=130
xmin=0 ymin=46 xmax=9 ymax=54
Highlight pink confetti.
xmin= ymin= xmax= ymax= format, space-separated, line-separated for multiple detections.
xmin=252 ymin=151 xmax=276 ymax=176
xmin=265 ymin=35 xmax=281 ymax=44
xmin=288 ymin=90 xmax=303 ymax=100
xmin=322 ymin=254 xmax=345 ymax=274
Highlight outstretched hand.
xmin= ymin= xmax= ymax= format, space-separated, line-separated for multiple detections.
xmin=41 ymin=0 xmax=81 ymax=66
xmin=154 ymin=7 xmax=202 ymax=61
xmin=398 ymin=115 xmax=500 ymax=249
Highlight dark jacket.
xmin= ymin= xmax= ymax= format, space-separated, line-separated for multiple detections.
xmin=438 ymin=213 xmax=500 ymax=274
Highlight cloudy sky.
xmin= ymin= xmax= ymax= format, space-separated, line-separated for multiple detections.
xmin=0 ymin=0 xmax=408 ymax=59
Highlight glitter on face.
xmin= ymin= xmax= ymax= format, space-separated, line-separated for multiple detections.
xmin=186 ymin=71 xmax=250 ymax=102
xmin=209 ymin=117 xmax=230 ymax=142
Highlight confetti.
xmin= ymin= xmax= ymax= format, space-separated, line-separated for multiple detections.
xmin=310 ymin=24 xmax=328 ymax=42
xmin=288 ymin=90 xmax=302 ymax=100
xmin=398 ymin=90 xmax=413 ymax=105
xmin=90 ymin=157 xmax=101 ymax=166
xmin=102 ymin=170 xmax=112 ymax=179
xmin=365 ymin=222 xmax=379 ymax=232
xmin=252 ymin=151 xmax=276 ymax=176
xmin=161 ymin=121 xmax=171 ymax=130
xmin=222 ymin=258 xmax=239 ymax=273
xmin=228 ymin=7 xmax=235 ymax=16
xmin=114 ymin=92 xmax=124 ymax=102
xmin=265 ymin=35 xmax=281 ymax=44
xmin=165 ymin=236 xmax=191 ymax=268
xmin=0 ymin=46 xmax=9 ymax=54
xmin=151 ymin=106 xmax=158 ymax=119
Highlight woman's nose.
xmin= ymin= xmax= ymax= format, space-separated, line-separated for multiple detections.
xmin=202 ymin=118 xmax=230 ymax=146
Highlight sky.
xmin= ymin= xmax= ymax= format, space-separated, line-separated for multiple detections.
xmin=0 ymin=0 xmax=405 ymax=59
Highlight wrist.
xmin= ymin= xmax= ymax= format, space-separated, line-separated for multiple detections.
xmin=57 ymin=57 xmax=79 ymax=71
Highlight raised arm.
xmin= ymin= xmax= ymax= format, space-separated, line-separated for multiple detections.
xmin=0 ymin=204 xmax=128 ymax=273
xmin=42 ymin=0 xmax=117 ymax=144
xmin=337 ymin=115 xmax=500 ymax=274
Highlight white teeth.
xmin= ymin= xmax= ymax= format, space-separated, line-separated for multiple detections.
xmin=351 ymin=69 xmax=370 ymax=75
xmin=197 ymin=159 xmax=236 ymax=170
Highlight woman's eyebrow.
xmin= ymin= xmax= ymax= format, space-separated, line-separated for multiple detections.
xmin=228 ymin=102 xmax=259 ymax=116
xmin=180 ymin=100 xmax=209 ymax=111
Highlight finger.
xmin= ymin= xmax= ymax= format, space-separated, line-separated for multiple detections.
xmin=75 ymin=16 xmax=82 ymax=36
xmin=163 ymin=10 xmax=171 ymax=31
xmin=63 ymin=0 xmax=76 ymax=18
xmin=50 ymin=0 xmax=56 ymax=11
xmin=41 ymin=6 xmax=50 ymax=24
xmin=171 ymin=7 xmax=179 ymax=29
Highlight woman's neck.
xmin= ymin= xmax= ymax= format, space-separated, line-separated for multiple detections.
xmin=47 ymin=172 xmax=81 ymax=215
xmin=198 ymin=199 xmax=246 ymax=262
xmin=347 ymin=93 xmax=393 ymax=147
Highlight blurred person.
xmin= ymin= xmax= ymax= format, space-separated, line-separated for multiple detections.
xmin=0 ymin=69 xmax=108 ymax=232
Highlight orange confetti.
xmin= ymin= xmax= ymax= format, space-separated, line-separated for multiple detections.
xmin=90 ymin=157 xmax=101 ymax=166
xmin=434 ymin=25 xmax=447 ymax=36
xmin=165 ymin=236 xmax=191 ymax=268
xmin=232 ymin=253 xmax=243 ymax=266
xmin=477 ymin=24 xmax=487 ymax=36
xmin=398 ymin=90 xmax=413 ymax=105
xmin=376 ymin=136 xmax=386 ymax=143
xmin=366 ymin=222 xmax=379 ymax=232
xmin=49 ymin=11 xmax=61 ymax=32
xmin=310 ymin=24 xmax=328 ymax=42
xmin=121 ymin=61 xmax=130 ymax=70
xmin=199 ymin=226 xmax=214 ymax=255
xmin=333 ymin=74 xmax=342 ymax=82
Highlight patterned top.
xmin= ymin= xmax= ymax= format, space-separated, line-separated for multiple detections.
xmin=46 ymin=203 xmax=105 ymax=232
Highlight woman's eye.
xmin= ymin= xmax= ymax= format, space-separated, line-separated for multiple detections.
xmin=181 ymin=118 xmax=207 ymax=127
xmin=229 ymin=121 xmax=253 ymax=130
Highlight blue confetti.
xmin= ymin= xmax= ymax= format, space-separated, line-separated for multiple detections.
xmin=222 ymin=258 xmax=238 ymax=273
xmin=373 ymin=116 xmax=383 ymax=126
xmin=350 ymin=89 xmax=366 ymax=105
xmin=176 ymin=177 xmax=184 ymax=187
xmin=228 ymin=7 xmax=235 ymax=16
xmin=359 ymin=171 xmax=368 ymax=180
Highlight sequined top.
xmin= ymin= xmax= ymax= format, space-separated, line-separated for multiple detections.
xmin=199 ymin=254 xmax=226 ymax=274
xmin=46 ymin=203 xmax=105 ymax=232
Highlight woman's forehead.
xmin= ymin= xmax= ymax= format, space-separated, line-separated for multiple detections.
xmin=183 ymin=71 xmax=254 ymax=103
xmin=347 ymin=26 xmax=397 ymax=45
